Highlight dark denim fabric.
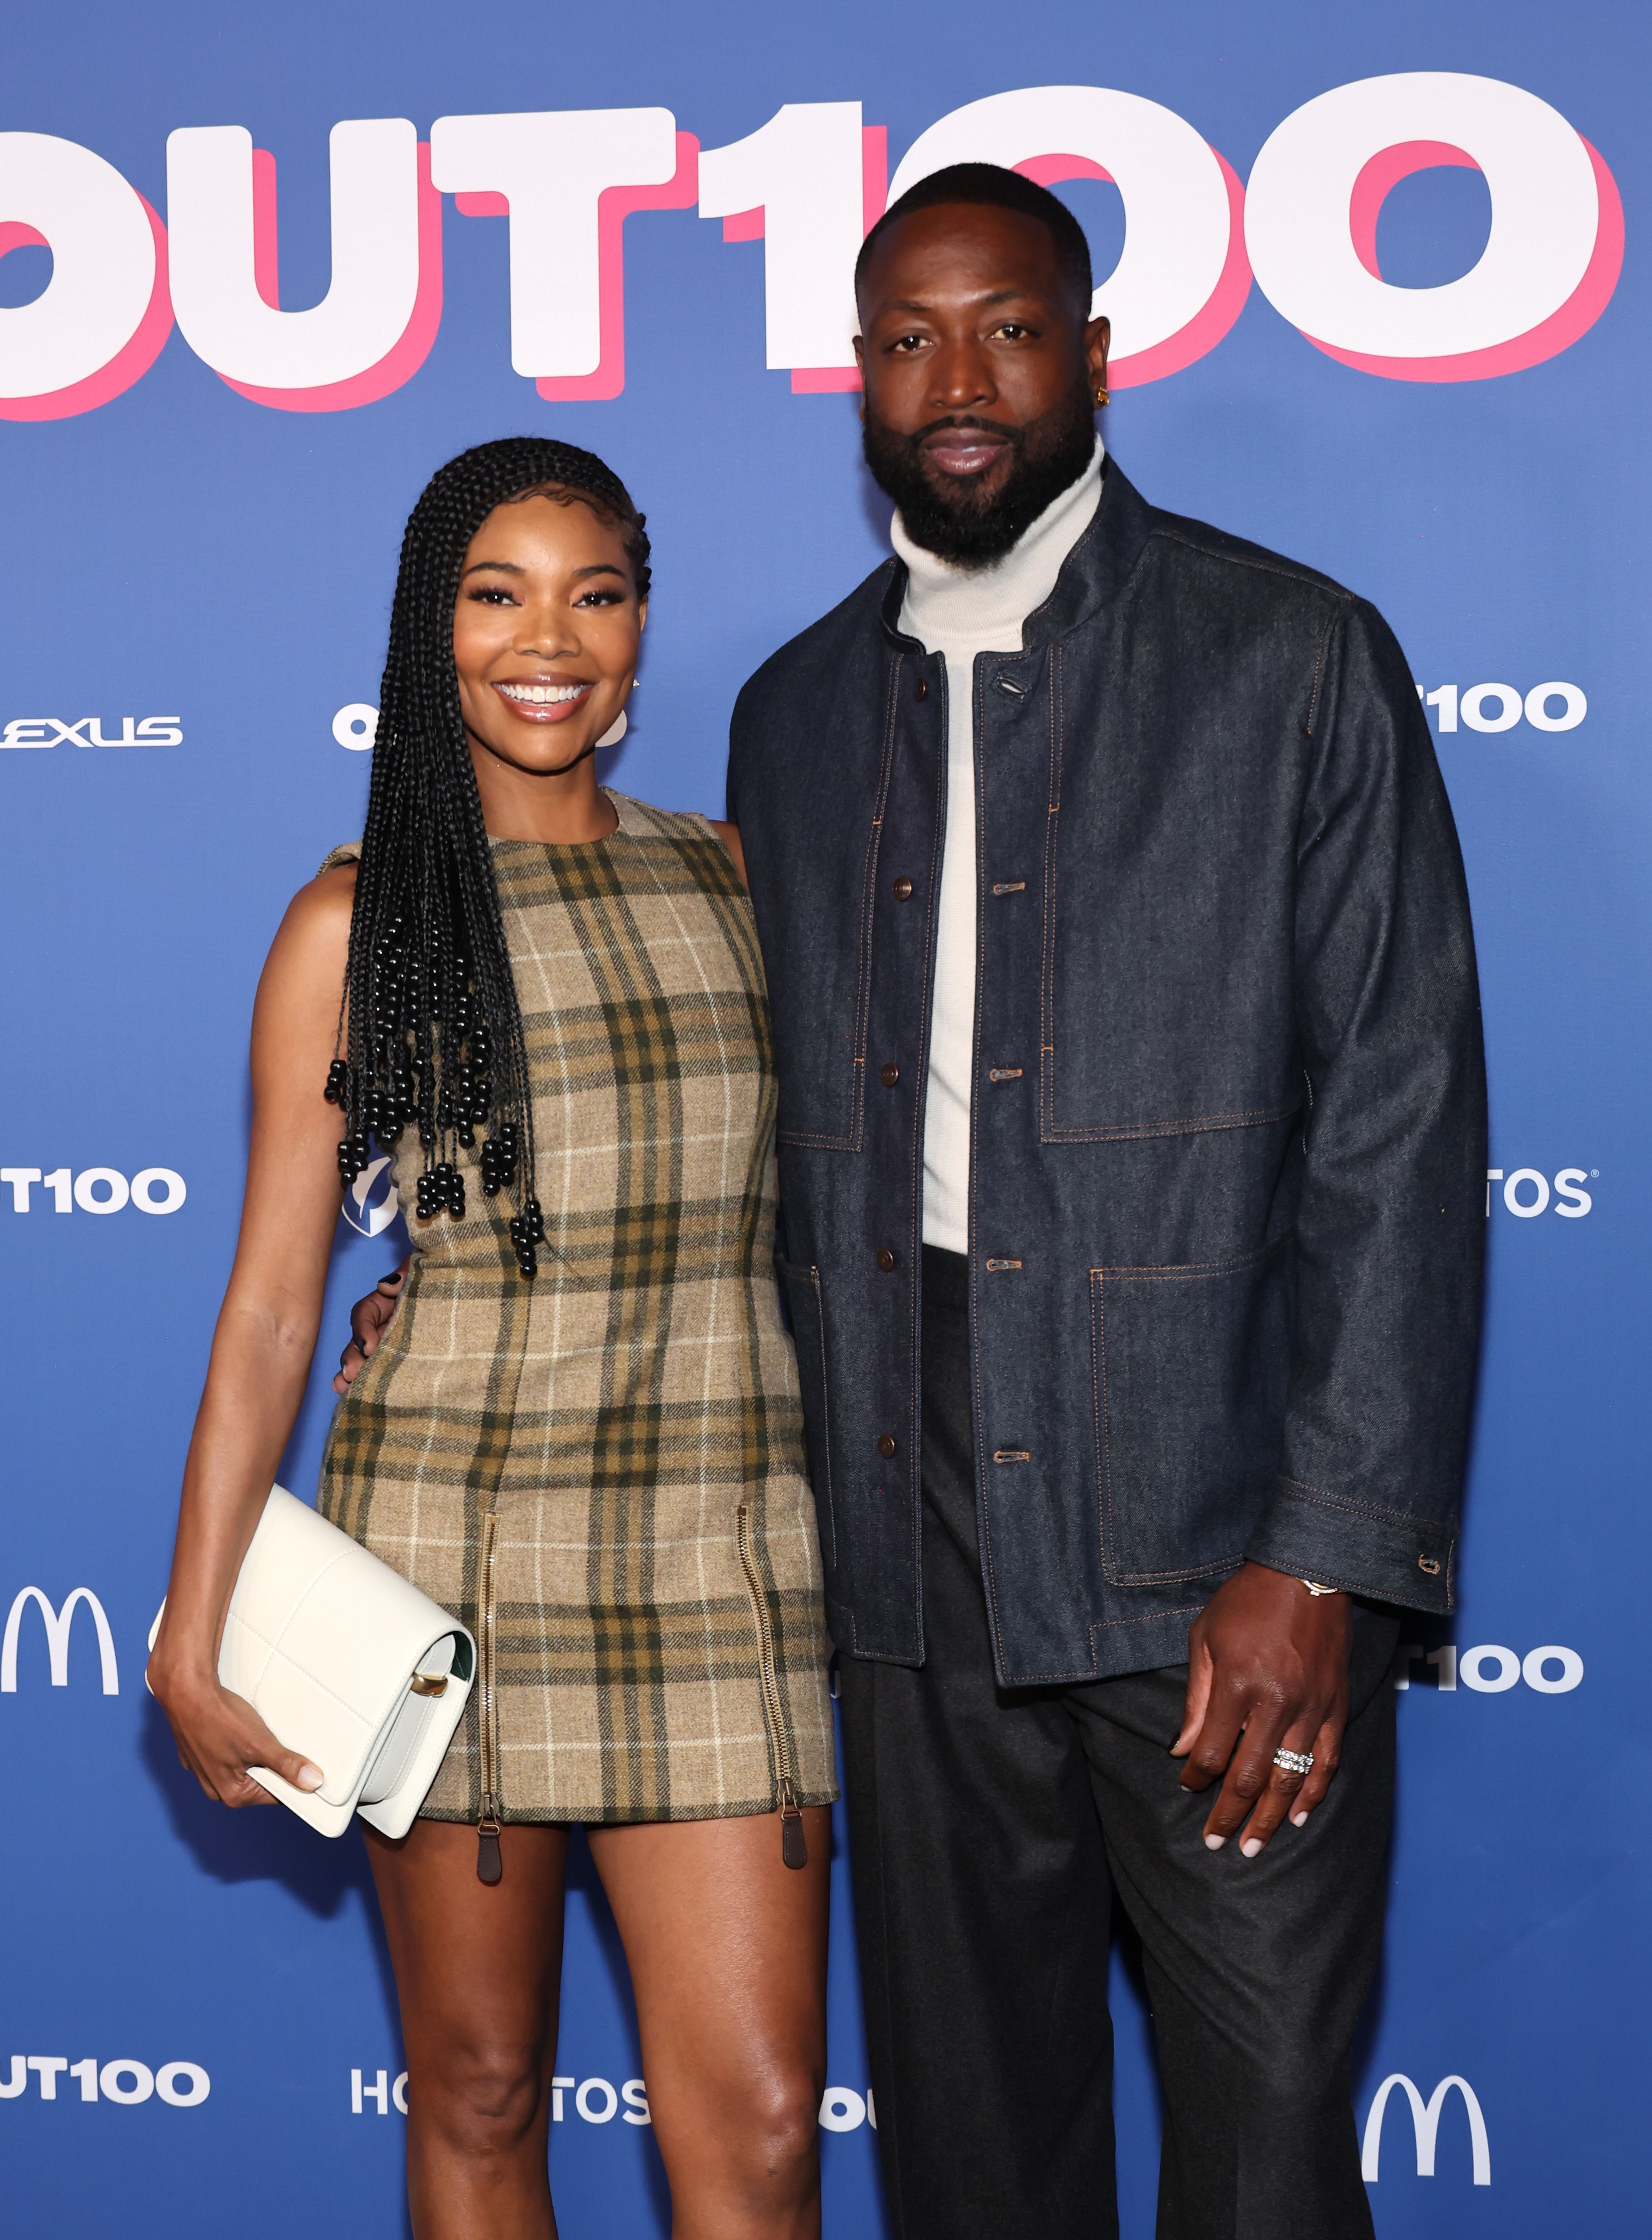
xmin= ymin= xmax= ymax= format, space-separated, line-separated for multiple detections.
xmin=837 ymin=1245 xmax=1396 ymax=2240
xmin=728 ymin=460 xmax=1486 ymax=1683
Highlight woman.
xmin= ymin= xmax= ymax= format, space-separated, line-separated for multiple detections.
xmin=149 ymin=436 xmax=837 ymax=2240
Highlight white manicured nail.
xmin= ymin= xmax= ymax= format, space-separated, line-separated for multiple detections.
xmin=1291 ymin=1811 xmax=1309 ymax=1827
xmin=297 ymin=1763 xmax=323 ymax=1791
xmin=1241 ymin=1837 xmax=1263 ymax=1858
xmin=1204 ymin=1833 xmax=1225 ymax=1851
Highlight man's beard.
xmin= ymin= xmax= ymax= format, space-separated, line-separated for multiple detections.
xmin=862 ymin=379 xmax=1097 ymax=572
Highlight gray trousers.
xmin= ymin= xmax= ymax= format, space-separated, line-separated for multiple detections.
xmin=837 ymin=1247 xmax=1398 ymax=2240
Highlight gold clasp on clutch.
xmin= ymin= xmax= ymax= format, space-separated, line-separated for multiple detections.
xmin=410 ymin=1671 xmax=449 ymax=1698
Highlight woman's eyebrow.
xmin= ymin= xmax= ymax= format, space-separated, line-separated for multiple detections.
xmin=459 ymin=560 xmax=626 ymax=581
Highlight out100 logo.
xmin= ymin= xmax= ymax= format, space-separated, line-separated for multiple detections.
xmin=0 ymin=72 xmax=1622 ymax=421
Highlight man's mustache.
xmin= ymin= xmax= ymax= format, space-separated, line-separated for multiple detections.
xmin=903 ymin=414 xmax=1025 ymax=451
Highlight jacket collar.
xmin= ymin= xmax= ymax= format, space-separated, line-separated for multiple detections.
xmin=877 ymin=455 xmax=1154 ymax=652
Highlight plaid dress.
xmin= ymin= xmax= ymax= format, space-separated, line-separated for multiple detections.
xmin=318 ymin=794 xmax=837 ymax=1824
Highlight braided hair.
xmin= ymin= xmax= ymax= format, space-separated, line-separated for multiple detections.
xmin=325 ymin=436 xmax=651 ymax=1279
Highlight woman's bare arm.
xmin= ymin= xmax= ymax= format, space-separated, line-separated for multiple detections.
xmin=147 ymin=864 xmax=358 ymax=1804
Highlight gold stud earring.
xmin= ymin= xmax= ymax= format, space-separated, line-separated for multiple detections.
xmin=1094 ymin=384 xmax=1109 ymax=407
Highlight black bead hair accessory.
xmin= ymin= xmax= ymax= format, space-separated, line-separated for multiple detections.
xmin=330 ymin=930 xmax=531 ymax=1248
xmin=508 ymin=1196 xmax=545 ymax=1279
xmin=336 ymin=1129 xmax=372 ymax=1187
xmin=415 ymin=1160 xmax=467 ymax=1222
xmin=480 ymin=1118 xmax=519 ymax=1198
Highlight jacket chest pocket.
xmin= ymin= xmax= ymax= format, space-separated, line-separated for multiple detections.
xmin=1089 ymin=1241 xmax=1290 ymax=1585
xmin=1038 ymin=716 xmax=1300 ymax=1144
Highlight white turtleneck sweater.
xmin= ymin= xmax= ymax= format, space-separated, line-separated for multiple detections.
xmin=893 ymin=438 xmax=1104 ymax=1254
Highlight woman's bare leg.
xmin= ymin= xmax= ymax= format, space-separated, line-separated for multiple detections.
xmin=587 ymin=1806 xmax=832 ymax=2240
xmin=366 ymin=1820 xmax=571 ymax=2240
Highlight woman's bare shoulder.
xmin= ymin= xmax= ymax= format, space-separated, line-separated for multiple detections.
xmin=281 ymin=859 xmax=357 ymax=942
xmin=259 ymin=861 xmax=356 ymax=1008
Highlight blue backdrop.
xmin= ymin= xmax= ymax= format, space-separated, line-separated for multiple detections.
xmin=0 ymin=4 xmax=1644 ymax=2232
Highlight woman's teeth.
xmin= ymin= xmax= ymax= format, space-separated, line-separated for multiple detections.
xmin=497 ymin=682 xmax=586 ymax=705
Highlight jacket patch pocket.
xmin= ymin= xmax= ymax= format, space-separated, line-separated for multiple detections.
xmin=1089 ymin=1241 xmax=1290 ymax=1586
xmin=779 ymin=1261 xmax=835 ymax=1572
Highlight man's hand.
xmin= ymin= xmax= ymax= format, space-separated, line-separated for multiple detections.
xmin=332 ymin=1260 xmax=410 ymax=1394
xmin=1172 ymin=1560 xmax=1352 ymax=1857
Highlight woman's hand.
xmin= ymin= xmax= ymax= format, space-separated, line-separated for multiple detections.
xmin=149 ymin=1651 xmax=323 ymax=1807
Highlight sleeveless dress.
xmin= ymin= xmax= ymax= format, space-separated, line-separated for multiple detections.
xmin=317 ymin=793 xmax=837 ymax=1827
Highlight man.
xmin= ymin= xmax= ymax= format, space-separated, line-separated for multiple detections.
xmin=347 ymin=164 xmax=1484 ymax=2239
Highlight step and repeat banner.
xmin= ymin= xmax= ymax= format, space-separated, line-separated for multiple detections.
xmin=1 ymin=4 xmax=1643 ymax=2234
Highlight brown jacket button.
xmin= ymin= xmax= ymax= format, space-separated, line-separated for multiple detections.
xmin=914 ymin=677 xmax=927 ymax=701
xmin=876 ymin=1246 xmax=896 ymax=1271
xmin=892 ymin=876 xmax=913 ymax=901
xmin=877 ymin=1433 xmax=897 ymax=1459
xmin=880 ymin=1061 xmax=900 ymax=1086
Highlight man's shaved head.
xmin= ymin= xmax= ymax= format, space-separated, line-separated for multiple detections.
xmin=855 ymin=162 xmax=1094 ymax=318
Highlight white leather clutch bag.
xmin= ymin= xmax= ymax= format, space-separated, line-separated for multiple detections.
xmin=148 ymin=1485 xmax=475 ymax=1840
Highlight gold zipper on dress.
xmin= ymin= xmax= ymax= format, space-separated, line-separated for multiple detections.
xmin=476 ymin=1509 xmax=503 ymax=1885
xmin=737 ymin=1502 xmax=807 ymax=1870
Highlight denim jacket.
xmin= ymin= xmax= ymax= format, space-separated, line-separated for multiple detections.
xmin=728 ymin=461 xmax=1485 ymax=1684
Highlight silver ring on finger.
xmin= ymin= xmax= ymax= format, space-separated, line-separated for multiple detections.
xmin=1272 ymin=1747 xmax=1314 ymax=1775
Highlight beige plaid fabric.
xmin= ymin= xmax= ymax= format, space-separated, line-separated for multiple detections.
xmin=318 ymin=794 xmax=837 ymax=1824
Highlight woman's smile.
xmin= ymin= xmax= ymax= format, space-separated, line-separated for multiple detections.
xmin=491 ymin=675 xmax=593 ymax=723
